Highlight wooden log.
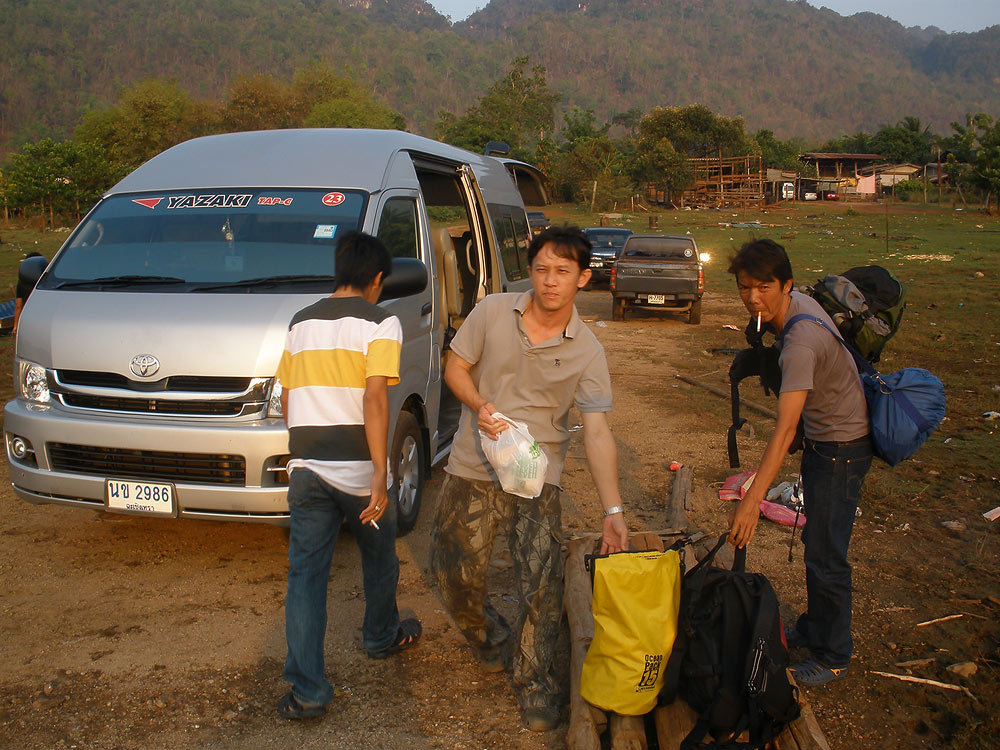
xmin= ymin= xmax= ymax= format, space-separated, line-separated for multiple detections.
xmin=610 ymin=713 xmax=648 ymax=750
xmin=653 ymin=700 xmax=698 ymax=750
xmin=786 ymin=673 xmax=832 ymax=750
xmin=666 ymin=466 xmax=692 ymax=531
xmin=675 ymin=373 xmax=777 ymax=419
xmin=630 ymin=531 xmax=665 ymax=552
xmin=565 ymin=538 xmax=603 ymax=750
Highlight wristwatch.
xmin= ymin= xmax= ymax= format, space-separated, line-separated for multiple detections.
xmin=603 ymin=505 xmax=625 ymax=517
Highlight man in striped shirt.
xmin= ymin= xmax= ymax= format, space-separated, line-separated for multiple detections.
xmin=275 ymin=231 xmax=421 ymax=720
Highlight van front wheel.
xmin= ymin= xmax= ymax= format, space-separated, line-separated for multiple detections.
xmin=392 ymin=411 xmax=425 ymax=535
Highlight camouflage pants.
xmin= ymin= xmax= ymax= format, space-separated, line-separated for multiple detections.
xmin=429 ymin=474 xmax=564 ymax=708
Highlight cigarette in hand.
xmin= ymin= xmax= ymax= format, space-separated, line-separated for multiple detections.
xmin=371 ymin=519 xmax=380 ymax=530
xmin=756 ymin=313 xmax=761 ymax=333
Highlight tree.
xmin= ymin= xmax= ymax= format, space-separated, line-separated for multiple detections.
xmin=949 ymin=113 xmax=1000 ymax=213
xmin=638 ymin=105 xmax=750 ymax=158
xmin=2 ymin=138 xmax=123 ymax=221
xmin=870 ymin=118 xmax=933 ymax=165
xmin=819 ymin=131 xmax=874 ymax=154
xmin=561 ymin=107 xmax=609 ymax=146
xmin=436 ymin=57 xmax=560 ymax=159
xmin=220 ymin=74 xmax=296 ymax=132
xmin=751 ymin=129 xmax=804 ymax=172
xmin=75 ymin=78 xmax=213 ymax=171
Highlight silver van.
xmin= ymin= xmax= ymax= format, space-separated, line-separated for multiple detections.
xmin=4 ymin=128 xmax=547 ymax=532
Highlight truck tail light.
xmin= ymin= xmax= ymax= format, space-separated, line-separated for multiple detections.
xmin=698 ymin=266 xmax=704 ymax=294
xmin=610 ymin=266 xmax=616 ymax=290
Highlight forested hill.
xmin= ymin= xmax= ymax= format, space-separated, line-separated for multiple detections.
xmin=1 ymin=0 xmax=997 ymax=156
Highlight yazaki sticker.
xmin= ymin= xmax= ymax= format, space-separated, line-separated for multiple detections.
xmin=321 ymin=192 xmax=346 ymax=206
xmin=132 ymin=198 xmax=163 ymax=210
xmin=166 ymin=194 xmax=253 ymax=209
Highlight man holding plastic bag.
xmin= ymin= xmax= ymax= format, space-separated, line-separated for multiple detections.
xmin=430 ymin=227 xmax=629 ymax=732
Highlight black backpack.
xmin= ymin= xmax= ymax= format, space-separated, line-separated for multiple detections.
xmin=661 ymin=535 xmax=799 ymax=749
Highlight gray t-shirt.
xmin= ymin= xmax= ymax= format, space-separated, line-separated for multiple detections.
xmin=445 ymin=291 xmax=613 ymax=485
xmin=778 ymin=292 xmax=869 ymax=442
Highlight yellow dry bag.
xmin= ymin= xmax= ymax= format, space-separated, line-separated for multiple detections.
xmin=580 ymin=549 xmax=682 ymax=715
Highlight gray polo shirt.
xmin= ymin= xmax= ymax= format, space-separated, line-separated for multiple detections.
xmin=445 ymin=291 xmax=613 ymax=486
xmin=778 ymin=292 xmax=869 ymax=442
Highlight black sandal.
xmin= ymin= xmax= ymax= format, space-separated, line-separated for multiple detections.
xmin=366 ymin=617 xmax=422 ymax=660
xmin=277 ymin=692 xmax=326 ymax=720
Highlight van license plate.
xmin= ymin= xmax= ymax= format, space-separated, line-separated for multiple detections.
xmin=647 ymin=295 xmax=666 ymax=305
xmin=106 ymin=479 xmax=176 ymax=517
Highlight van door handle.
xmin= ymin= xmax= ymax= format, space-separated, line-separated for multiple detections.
xmin=421 ymin=303 xmax=432 ymax=316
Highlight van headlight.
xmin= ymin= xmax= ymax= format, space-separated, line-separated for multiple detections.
xmin=267 ymin=380 xmax=283 ymax=418
xmin=17 ymin=359 xmax=50 ymax=404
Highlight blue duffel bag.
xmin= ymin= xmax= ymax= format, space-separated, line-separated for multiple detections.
xmin=783 ymin=314 xmax=946 ymax=467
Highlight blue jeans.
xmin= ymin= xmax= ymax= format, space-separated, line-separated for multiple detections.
xmin=795 ymin=437 xmax=872 ymax=668
xmin=283 ymin=468 xmax=401 ymax=706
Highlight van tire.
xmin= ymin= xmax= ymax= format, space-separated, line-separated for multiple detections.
xmin=688 ymin=299 xmax=702 ymax=325
xmin=392 ymin=411 xmax=425 ymax=536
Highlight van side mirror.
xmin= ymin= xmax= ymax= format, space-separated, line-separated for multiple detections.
xmin=17 ymin=255 xmax=49 ymax=297
xmin=380 ymin=258 xmax=428 ymax=301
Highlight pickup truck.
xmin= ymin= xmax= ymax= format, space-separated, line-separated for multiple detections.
xmin=610 ymin=234 xmax=704 ymax=324
xmin=582 ymin=227 xmax=632 ymax=287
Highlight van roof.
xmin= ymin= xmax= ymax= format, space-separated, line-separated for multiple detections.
xmin=107 ymin=129 xmax=515 ymax=196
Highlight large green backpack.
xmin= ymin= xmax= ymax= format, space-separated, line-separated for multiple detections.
xmin=806 ymin=265 xmax=906 ymax=363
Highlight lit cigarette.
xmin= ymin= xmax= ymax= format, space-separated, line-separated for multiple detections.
xmin=371 ymin=519 xmax=380 ymax=530
xmin=756 ymin=313 xmax=761 ymax=333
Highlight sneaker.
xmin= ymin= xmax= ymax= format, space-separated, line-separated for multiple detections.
xmin=522 ymin=705 xmax=559 ymax=732
xmin=791 ymin=658 xmax=849 ymax=686
xmin=783 ymin=626 xmax=809 ymax=649
xmin=365 ymin=618 xmax=422 ymax=660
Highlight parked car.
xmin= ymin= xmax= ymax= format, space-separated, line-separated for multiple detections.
xmin=527 ymin=210 xmax=550 ymax=234
xmin=5 ymin=128 xmax=547 ymax=532
xmin=582 ymin=227 xmax=633 ymax=286
xmin=610 ymin=234 xmax=704 ymax=324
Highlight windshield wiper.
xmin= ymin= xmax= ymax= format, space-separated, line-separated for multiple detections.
xmin=192 ymin=275 xmax=337 ymax=292
xmin=52 ymin=275 xmax=188 ymax=289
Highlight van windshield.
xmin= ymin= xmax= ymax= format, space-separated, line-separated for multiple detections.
xmin=39 ymin=189 xmax=367 ymax=293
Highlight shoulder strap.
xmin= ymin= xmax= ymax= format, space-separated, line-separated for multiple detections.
xmin=781 ymin=313 xmax=875 ymax=376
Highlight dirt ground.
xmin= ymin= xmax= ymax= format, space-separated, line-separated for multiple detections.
xmin=1 ymin=287 xmax=996 ymax=749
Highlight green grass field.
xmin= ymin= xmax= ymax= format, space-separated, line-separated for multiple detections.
xmin=554 ymin=201 xmax=1000 ymax=515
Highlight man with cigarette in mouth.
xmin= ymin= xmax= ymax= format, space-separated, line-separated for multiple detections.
xmin=728 ymin=239 xmax=872 ymax=687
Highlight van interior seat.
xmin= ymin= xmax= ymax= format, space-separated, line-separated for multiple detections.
xmin=431 ymin=228 xmax=461 ymax=328
xmin=453 ymin=230 xmax=478 ymax=316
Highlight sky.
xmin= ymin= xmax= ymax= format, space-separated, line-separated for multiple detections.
xmin=426 ymin=0 xmax=999 ymax=33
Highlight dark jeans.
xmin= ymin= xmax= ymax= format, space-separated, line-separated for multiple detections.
xmin=795 ymin=437 xmax=872 ymax=668
xmin=283 ymin=468 xmax=401 ymax=706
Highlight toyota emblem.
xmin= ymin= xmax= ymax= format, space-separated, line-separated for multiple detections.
xmin=130 ymin=354 xmax=160 ymax=378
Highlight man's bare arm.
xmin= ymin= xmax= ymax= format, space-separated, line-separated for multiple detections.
xmin=581 ymin=411 xmax=629 ymax=554
xmin=728 ymin=389 xmax=807 ymax=548
xmin=444 ymin=353 xmax=507 ymax=438
xmin=360 ymin=375 xmax=390 ymax=525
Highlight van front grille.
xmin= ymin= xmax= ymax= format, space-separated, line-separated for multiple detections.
xmin=61 ymin=394 xmax=246 ymax=416
xmin=57 ymin=371 xmax=252 ymax=393
xmin=48 ymin=443 xmax=246 ymax=485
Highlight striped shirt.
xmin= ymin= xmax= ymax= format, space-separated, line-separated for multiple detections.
xmin=276 ymin=295 xmax=402 ymax=496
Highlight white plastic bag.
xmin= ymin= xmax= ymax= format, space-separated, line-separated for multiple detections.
xmin=479 ymin=412 xmax=548 ymax=498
